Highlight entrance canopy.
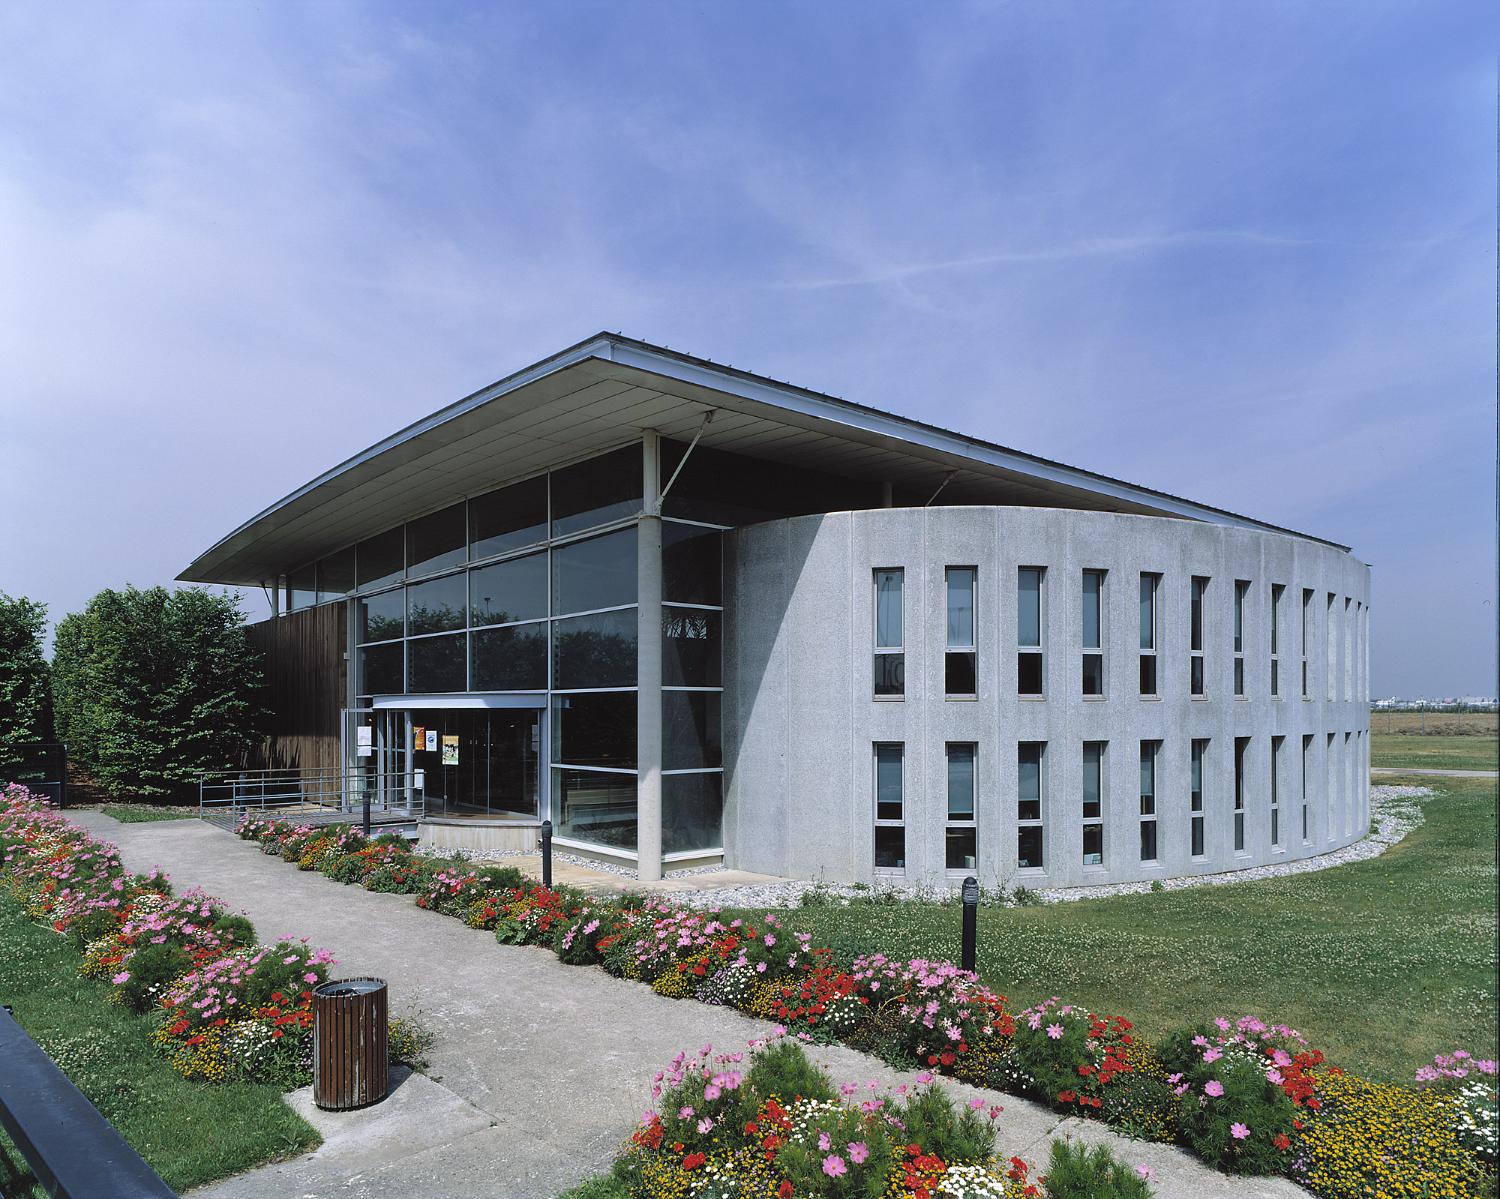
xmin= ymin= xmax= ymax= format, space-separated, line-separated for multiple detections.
xmin=179 ymin=333 xmax=1346 ymax=589
xmin=371 ymin=693 xmax=546 ymax=710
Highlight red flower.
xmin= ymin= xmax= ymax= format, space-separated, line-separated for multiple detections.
xmin=777 ymin=1184 xmax=793 ymax=1199
xmin=1273 ymin=1133 xmax=1291 ymax=1151
xmin=681 ymin=1152 xmax=706 ymax=1170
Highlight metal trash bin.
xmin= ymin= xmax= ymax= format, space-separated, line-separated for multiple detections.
xmin=312 ymin=977 xmax=389 ymax=1110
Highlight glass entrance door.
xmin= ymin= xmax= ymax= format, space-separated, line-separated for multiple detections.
xmin=408 ymin=708 xmax=540 ymax=818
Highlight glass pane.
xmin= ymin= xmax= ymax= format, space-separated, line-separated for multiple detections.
xmin=552 ymin=609 xmax=637 ymax=689
xmin=1234 ymin=658 xmax=1245 ymax=695
xmin=1192 ymin=815 xmax=1205 ymax=856
xmin=1083 ymin=743 xmax=1102 ymax=816
xmin=470 ymin=474 xmax=547 ymax=561
xmin=407 ymin=503 xmax=466 ymax=578
xmin=553 ymin=692 xmax=636 ymax=769
xmin=1017 ymin=826 xmax=1043 ymax=869
xmin=407 ymin=573 xmax=467 ymax=636
xmin=1017 ymin=568 xmax=1041 ymax=647
xmin=944 ymin=651 xmax=976 ymax=696
xmin=1082 ymin=654 xmax=1103 ymax=696
xmin=554 ymin=769 xmax=636 ymax=850
xmin=1018 ymin=743 xmax=1042 ymax=804
xmin=1190 ymin=578 xmax=1206 ymax=649
xmin=357 ymin=527 xmax=404 ymax=592
xmin=1235 ymin=812 xmax=1245 ymax=852
xmin=318 ymin=547 xmax=356 ymax=603
xmin=471 ymin=553 xmax=548 ymax=626
xmin=359 ymin=642 xmax=403 ymax=695
xmin=1017 ymin=652 xmax=1043 ymax=695
xmin=471 ymin=624 xmax=546 ymax=690
xmin=360 ymin=588 xmax=405 ymax=643
xmin=552 ymin=527 xmax=637 ymax=616
xmin=946 ymin=568 xmax=975 ymax=648
xmin=407 ymin=633 xmax=467 ymax=693
xmin=874 ymin=570 xmax=903 ymax=648
xmin=663 ymin=608 xmax=721 ymax=687
xmin=1139 ymin=744 xmax=1156 ymax=813
xmin=875 ymin=745 xmax=902 ymax=820
xmin=1082 ymin=571 xmax=1101 ymax=649
xmin=550 ymin=445 xmax=641 ymax=537
xmin=1140 ymin=821 xmax=1158 ymax=861
xmin=1190 ymin=656 xmax=1204 ymax=695
xmin=1139 ymin=575 xmax=1156 ymax=649
xmin=1139 ymin=654 xmax=1157 ymax=696
xmin=945 ymin=827 xmax=977 ymax=871
xmin=946 ymin=745 xmax=975 ymax=818
xmin=663 ymin=523 xmax=722 ymax=605
xmin=664 ymin=691 xmax=721 ymax=770
xmin=663 ymin=773 xmax=723 ymax=855
xmin=874 ymin=653 xmax=905 ymax=697
xmin=1082 ymin=824 xmax=1103 ymax=866
xmin=874 ymin=825 xmax=906 ymax=869
xmin=287 ymin=563 xmax=317 ymax=611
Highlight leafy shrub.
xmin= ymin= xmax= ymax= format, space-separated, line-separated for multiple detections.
xmin=1043 ymin=1137 xmax=1155 ymax=1198
xmin=388 ymin=1015 xmax=435 ymax=1070
xmin=1011 ymin=998 xmax=1134 ymax=1114
xmin=741 ymin=1038 xmax=836 ymax=1111
xmin=890 ymin=1082 xmax=999 ymax=1163
xmin=114 ymin=941 xmax=193 ymax=1010
xmin=0 ymin=592 xmax=52 ymax=762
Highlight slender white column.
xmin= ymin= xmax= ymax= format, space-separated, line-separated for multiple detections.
xmin=637 ymin=432 xmax=664 ymax=881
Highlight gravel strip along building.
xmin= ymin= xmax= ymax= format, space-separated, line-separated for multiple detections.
xmin=181 ymin=333 xmax=1371 ymax=887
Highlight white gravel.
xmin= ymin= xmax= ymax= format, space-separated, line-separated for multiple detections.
xmin=431 ymin=846 xmax=723 ymax=881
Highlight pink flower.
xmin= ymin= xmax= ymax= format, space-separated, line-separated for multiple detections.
xmin=1204 ymin=1080 xmax=1225 ymax=1098
xmin=1230 ymin=1122 xmax=1250 ymax=1140
xmin=111 ymin=971 xmax=130 ymax=985
xmin=1046 ymin=1023 xmax=1064 ymax=1040
xmin=822 ymin=1155 xmax=847 ymax=1178
xmin=818 ymin=1132 xmax=831 ymax=1151
xmin=303 ymin=972 xmax=318 ymax=983
xmin=1136 ymin=1165 xmax=1158 ymax=1181
xmin=1202 ymin=1047 xmax=1222 ymax=1063
xmin=677 ymin=1106 xmax=694 ymax=1119
xmin=968 ymin=1098 xmax=985 ymax=1110
xmin=848 ymin=1141 xmax=869 ymax=1164
xmin=697 ymin=1117 xmax=713 ymax=1134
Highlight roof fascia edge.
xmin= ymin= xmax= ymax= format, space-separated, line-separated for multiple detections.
xmin=606 ymin=341 xmax=1255 ymax=535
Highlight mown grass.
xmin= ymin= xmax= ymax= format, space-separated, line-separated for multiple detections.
xmin=98 ymin=803 xmax=200 ymax=823
xmin=1371 ymin=733 xmax=1497 ymax=772
xmin=730 ymin=776 xmax=1498 ymax=1084
xmin=0 ymin=899 xmax=318 ymax=1194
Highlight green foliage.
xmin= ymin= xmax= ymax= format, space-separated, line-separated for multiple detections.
xmin=740 ymin=1038 xmax=836 ymax=1113
xmin=0 ymin=592 xmax=52 ymax=764
xmin=115 ymin=942 xmax=194 ymax=1011
xmin=387 ymin=1015 xmax=435 ymax=1070
xmin=556 ymin=1175 xmax=633 ymax=1199
xmin=51 ymin=586 xmax=265 ymax=798
xmin=1043 ymin=1138 xmax=1155 ymax=1198
xmin=889 ymin=1083 xmax=996 ymax=1163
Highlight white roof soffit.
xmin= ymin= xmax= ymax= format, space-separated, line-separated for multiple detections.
xmin=180 ymin=333 xmax=1350 ymax=585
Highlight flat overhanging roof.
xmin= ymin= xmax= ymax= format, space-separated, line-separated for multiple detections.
xmin=180 ymin=332 xmax=1351 ymax=586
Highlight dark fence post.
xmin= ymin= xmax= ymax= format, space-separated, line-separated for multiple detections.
xmin=540 ymin=819 xmax=552 ymax=888
xmin=362 ymin=789 xmax=371 ymax=837
xmin=961 ymin=876 xmax=979 ymax=973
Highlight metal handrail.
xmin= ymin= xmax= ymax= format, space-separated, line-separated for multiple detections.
xmin=197 ymin=767 xmax=425 ymax=825
xmin=0 ymin=1006 xmax=177 ymax=1197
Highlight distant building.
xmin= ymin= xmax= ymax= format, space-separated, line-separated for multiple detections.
xmin=181 ymin=335 xmax=1372 ymax=887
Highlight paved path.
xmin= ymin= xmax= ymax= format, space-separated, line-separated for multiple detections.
xmin=69 ymin=812 xmax=1309 ymax=1199
xmin=1370 ymin=767 xmax=1497 ymax=778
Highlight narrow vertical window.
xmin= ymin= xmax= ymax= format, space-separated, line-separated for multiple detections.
xmin=1301 ymin=734 xmax=1313 ymax=842
xmin=1269 ymin=584 xmax=1284 ymax=697
xmin=1017 ymin=567 xmax=1044 ymax=695
xmin=873 ymin=743 xmax=905 ymax=868
xmin=1326 ymin=732 xmax=1337 ymax=843
xmin=1271 ymin=735 xmax=1284 ymax=847
xmin=1138 ymin=573 xmax=1159 ymax=696
xmin=1190 ymin=576 xmax=1208 ymax=696
xmin=1344 ymin=731 xmax=1354 ymax=836
xmin=1081 ymin=569 xmax=1105 ymax=696
xmin=1017 ymin=742 xmax=1045 ymax=868
xmin=1233 ymin=736 xmax=1248 ymax=853
xmin=945 ymin=743 xmax=977 ymax=870
xmin=1139 ymin=741 xmax=1159 ymax=862
xmin=1190 ymin=739 xmax=1207 ymax=856
xmin=945 ymin=567 xmax=977 ymax=696
xmin=1301 ymin=588 xmax=1313 ymax=698
xmin=1343 ymin=598 xmax=1353 ymax=701
xmin=1082 ymin=741 xmax=1105 ymax=866
xmin=873 ymin=569 xmax=904 ymax=697
xmin=1233 ymin=580 xmax=1249 ymax=697
xmin=1325 ymin=593 xmax=1336 ymax=701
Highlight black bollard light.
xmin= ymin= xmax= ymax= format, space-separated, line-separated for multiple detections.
xmin=960 ymin=875 xmax=979 ymax=973
xmin=540 ymin=819 xmax=553 ymax=888
xmin=362 ymin=791 xmax=371 ymax=838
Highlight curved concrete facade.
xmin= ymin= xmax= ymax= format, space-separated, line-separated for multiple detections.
xmin=722 ymin=506 xmax=1371 ymax=888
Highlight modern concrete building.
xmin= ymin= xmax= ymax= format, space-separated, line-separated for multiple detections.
xmin=181 ymin=334 xmax=1371 ymax=887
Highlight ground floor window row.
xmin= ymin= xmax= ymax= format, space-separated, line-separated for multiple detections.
xmin=871 ymin=732 xmax=1368 ymax=873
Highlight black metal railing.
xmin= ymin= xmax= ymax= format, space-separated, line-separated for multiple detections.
xmin=0 ymin=1006 xmax=176 ymax=1198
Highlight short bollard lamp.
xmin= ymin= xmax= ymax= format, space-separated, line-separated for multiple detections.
xmin=961 ymin=876 xmax=979 ymax=973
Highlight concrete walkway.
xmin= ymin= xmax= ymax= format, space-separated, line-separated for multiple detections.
xmin=69 ymin=812 xmax=1309 ymax=1199
xmin=1370 ymin=766 xmax=1497 ymax=778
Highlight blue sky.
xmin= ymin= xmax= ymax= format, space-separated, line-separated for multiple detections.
xmin=0 ymin=1 xmax=1493 ymax=696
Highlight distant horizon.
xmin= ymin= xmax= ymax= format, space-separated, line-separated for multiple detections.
xmin=1 ymin=2 xmax=1494 ymax=697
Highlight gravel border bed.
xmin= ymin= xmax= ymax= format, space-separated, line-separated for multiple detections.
xmin=431 ymin=847 xmax=724 ymax=881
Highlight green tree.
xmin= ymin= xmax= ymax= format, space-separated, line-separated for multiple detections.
xmin=0 ymin=592 xmax=52 ymax=764
xmin=51 ymin=586 xmax=265 ymax=798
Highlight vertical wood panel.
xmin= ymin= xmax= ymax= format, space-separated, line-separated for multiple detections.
xmin=245 ymin=603 xmax=347 ymax=776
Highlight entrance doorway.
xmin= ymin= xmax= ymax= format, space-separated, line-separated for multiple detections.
xmin=409 ymin=708 xmax=540 ymax=818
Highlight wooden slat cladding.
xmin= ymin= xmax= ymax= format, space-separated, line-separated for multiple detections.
xmin=312 ymin=978 xmax=389 ymax=1110
xmin=245 ymin=603 xmax=347 ymax=776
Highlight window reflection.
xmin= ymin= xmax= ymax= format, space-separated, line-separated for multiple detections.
xmin=407 ymin=633 xmax=467 ymax=693
xmin=663 ymin=774 xmax=722 ymax=854
xmin=554 ymin=770 xmax=636 ymax=850
xmin=662 ymin=608 xmax=720 ymax=687
xmin=553 ymin=692 xmax=636 ymax=768
xmin=471 ymin=624 xmax=546 ymax=690
xmin=550 ymin=445 xmax=641 ymax=537
xmin=406 ymin=503 xmax=466 ymax=578
xmin=552 ymin=609 xmax=637 ymax=689
xmin=470 ymin=553 xmax=547 ymax=627
xmin=407 ymin=573 xmax=467 ymax=636
xmin=469 ymin=474 xmax=547 ymax=561
xmin=552 ymin=528 xmax=636 ymax=615
xmin=663 ymin=691 xmax=721 ymax=770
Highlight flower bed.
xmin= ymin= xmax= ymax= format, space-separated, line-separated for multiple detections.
xmin=235 ymin=812 xmax=1498 ymax=1197
xmin=0 ymin=784 xmax=414 ymax=1090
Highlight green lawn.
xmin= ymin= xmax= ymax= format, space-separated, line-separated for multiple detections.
xmin=0 ymin=900 xmax=318 ymax=1194
xmin=731 ymin=775 xmax=1498 ymax=1084
xmin=1371 ymin=734 xmax=1497 ymax=772
xmin=98 ymin=803 xmax=200 ymax=823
